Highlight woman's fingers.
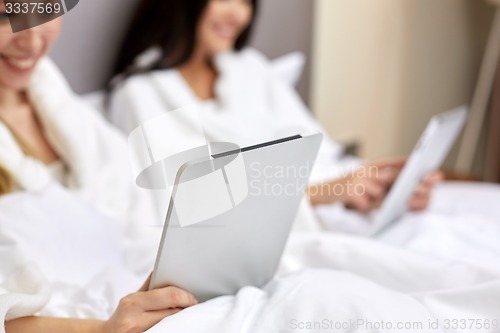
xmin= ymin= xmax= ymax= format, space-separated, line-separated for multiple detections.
xmin=110 ymin=307 xmax=184 ymax=333
xmin=405 ymin=170 xmax=441 ymax=207
xmin=342 ymin=167 xmax=443 ymax=213
xmin=140 ymin=308 xmax=184 ymax=332
xmin=346 ymin=193 xmax=373 ymax=213
xmin=344 ymin=178 xmax=386 ymax=212
xmin=358 ymin=160 xmax=401 ymax=188
xmin=108 ymin=287 xmax=197 ymax=333
xmin=371 ymin=167 xmax=398 ymax=188
xmin=139 ymin=274 xmax=152 ymax=291
xmin=409 ymin=170 xmax=443 ymax=210
xmin=370 ymin=157 xmax=407 ymax=172
xmin=424 ymin=171 xmax=445 ymax=184
xmin=361 ymin=178 xmax=388 ymax=203
xmin=413 ymin=183 xmax=430 ymax=197
xmin=409 ymin=195 xmax=430 ymax=211
xmin=138 ymin=286 xmax=198 ymax=311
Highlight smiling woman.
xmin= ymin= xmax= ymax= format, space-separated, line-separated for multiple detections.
xmin=110 ymin=0 xmax=258 ymax=87
xmin=0 ymin=2 xmax=60 ymax=89
xmin=108 ymin=0 xmax=441 ymax=216
xmin=0 ymin=2 xmax=61 ymax=182
xmin=0 ymin=1 xmax=199 ymax=332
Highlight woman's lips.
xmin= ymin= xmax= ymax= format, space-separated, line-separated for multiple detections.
xmin=213 ymin=24 xmax=239 ymax=39
xmin=1 ymin=56 xmax=37 ymax=73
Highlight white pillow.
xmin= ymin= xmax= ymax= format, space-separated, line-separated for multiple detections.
xmin=270 ymin=51 xmax=306 ymax=87
xmin=81 ymin=90 xmax=107 ymax=115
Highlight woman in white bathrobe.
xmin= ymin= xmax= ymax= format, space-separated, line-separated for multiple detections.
xmin=0 ymin=9 xmax=197 ymax=333
xmin=109 ymin=0 xmax=441 ymax=223
xmin=2 ymin=4 xmax=499 ymax=332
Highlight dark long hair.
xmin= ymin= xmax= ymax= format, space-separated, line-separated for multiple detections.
xmin=110 ymin=0 xmax=258 ymax=85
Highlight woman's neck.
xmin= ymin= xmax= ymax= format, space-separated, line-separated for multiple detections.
xmin=179 ymin=49 xmax=218 ymax=101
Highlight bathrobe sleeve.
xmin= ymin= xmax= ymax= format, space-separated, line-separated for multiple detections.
xmin=242 ymin=49 xmax=362 ymax=183
xmin=108 ymin=80 xmax=142 ymax=136
xmin=109 ymin=76 xmax=171 ymax=137
xmin=0 ymin=265 xmax=51 ymax=333
xmin=71 ymin=98 xmax=162 ymax=277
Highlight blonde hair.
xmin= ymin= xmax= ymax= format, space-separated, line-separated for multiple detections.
xmin=0 ymin=165 xmax=13 ymax=196
xmin=0 ymin=115 xmax=42 ymax=196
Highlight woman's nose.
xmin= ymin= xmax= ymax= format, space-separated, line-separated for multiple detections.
xmin=228 ymin=0 xmax=252 ymax=25
xmin=14 ymin=29 xmax=43 ymax=53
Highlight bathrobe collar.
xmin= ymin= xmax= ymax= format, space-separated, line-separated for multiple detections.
xmin=0 ymin=58 xmax=96 ymax=192
xmin=148 ymin=50 xmax=268 ymax=109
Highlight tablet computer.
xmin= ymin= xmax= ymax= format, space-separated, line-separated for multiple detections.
xmin=370 ymin=107 xmax=468 ymax=235
xmin=150 ymin=133 xmax=323 ymax=302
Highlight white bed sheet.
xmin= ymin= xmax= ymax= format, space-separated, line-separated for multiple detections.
xmin=1 ymin=182 xmax=499 ymax=333
xmin=145 ymin=181 xmax=500 ymax=332
xmin=146 ymin=232 xmax=500 ymax=332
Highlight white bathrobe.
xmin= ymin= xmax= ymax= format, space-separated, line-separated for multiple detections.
xmin=110 ymin=48 xmax=361 ymax=231
xmin=0 ymin=59 xmax=161 ymax=329
xmin=110 ymin=48 xmax=359 ymax=182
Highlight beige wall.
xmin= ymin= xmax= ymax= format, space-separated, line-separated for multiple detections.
xmin=311 ymin=0 xmax=494 ymax=161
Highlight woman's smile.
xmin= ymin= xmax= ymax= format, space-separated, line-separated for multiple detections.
xmin=0 ymin=54 xmax=38 ymax=73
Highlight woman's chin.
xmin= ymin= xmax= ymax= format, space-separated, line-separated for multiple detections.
xmin=207 ymin=41 xmax=237 ymax=55
xmin=0 ymin=79 xmax=31 ymax=92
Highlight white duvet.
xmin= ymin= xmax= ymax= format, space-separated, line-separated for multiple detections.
xmin=148 ymin=183 xmax=500 ymax=332
xmin=0 ymin=184 xmax=143 ymax=324
xmin=1 ymin=182 xmax=499 ymax=333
